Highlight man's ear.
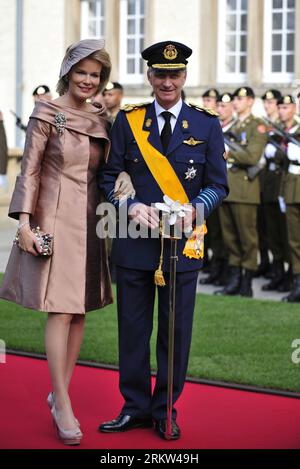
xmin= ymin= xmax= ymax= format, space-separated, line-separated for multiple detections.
xmin=147 ymin=69 xmax=153 ymax=85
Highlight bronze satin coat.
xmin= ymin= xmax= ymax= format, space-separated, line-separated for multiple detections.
xmin=0 ymin=101 xmax=113 ymax=313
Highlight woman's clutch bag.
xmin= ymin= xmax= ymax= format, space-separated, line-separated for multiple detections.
xmin=14 ymin=226 xmax=53 ymax=256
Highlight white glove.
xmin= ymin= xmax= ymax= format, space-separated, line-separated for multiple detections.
xmin=224 ymin=143 xmax=230 ymax=153
xmin=264 ymin=143 xmax=277 ymax=159
xmin=287 ymin=143 xmax=300 ymax=163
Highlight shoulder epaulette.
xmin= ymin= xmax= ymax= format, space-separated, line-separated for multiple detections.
xmin=121 ymin=102 xmax=151 ymax=112
xmin=188 ymin=102 xmax=219 ymax=117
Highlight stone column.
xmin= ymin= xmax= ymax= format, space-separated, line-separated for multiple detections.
xmin=198 ymin=0 xmax=218 ymax=89
xmin=64 ymin=0 xmax=81 ymax=48
xmin=105 ymin=0 xmax=120 ymax=81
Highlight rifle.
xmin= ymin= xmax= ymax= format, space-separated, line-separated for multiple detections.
xmin=10 ymin=110 xmax=27 ymax=132
xmin=224 ymin=130 xmax=266 ymax=181
xmin=263 ymin=117 xmax=300 ymax=148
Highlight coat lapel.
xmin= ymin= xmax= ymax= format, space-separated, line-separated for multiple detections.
xmin=166 ymin=102 xmax=191 ymax=156
xmin=142 ymin=102 xmax=163 ymax=154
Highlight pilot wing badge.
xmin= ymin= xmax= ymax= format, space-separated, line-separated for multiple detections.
xmin=183 ymin=137 xmax=205 ymax=146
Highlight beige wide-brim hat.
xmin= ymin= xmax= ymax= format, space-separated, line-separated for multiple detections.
xmin=59 ymin=38 xmax=105 ymax=78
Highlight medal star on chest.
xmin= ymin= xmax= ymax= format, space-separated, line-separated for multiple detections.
xmin=185 ymin=166 xmax=197 ymax=180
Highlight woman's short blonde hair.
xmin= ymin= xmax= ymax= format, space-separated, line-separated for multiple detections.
xmin=56 ymin=49 xmax=111 ymax=96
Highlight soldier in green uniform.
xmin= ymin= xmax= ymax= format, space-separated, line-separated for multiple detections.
xmin=201 ymin=88 xmax=221 ymax=277
xmin=102 ymin=81 xmax=124 ymax=125
xmin=202 ymin=88 xmax=220 ymax=111
xmin=200 ymin=93 xmax=235 ymax=286
xmin=276 ymin=95 xmax=300 ymax=302
xmin=260 ymin=90 xmax=292 ymax=292
xmin=215 ymin=87 xmax=268 ymax=297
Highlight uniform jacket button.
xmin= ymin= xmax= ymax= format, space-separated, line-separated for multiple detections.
xmin=134 ymin=158 xmax=139 ymax=163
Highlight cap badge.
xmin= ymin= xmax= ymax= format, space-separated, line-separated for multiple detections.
xmin=239 ymin=88 xmax=247 ymax=97
xmin=209 ymin=90 xmax=217 ymax=97
xmin=36 ymin=86 xmax=46 ymax=95
xmin=266 ymin=91 xmax=274 ymax=100
xmin=222 ymin=94 xmax=231 ymax=103
xmin=105 ymin=82 xmax=114 ymax=91
xmin=182 ymin=120 xmax=189 ymax=129
xmin=163 ymin=44 xmax=178 ymax=61
xmin=283 ymin=96 xmax=292 ymax=104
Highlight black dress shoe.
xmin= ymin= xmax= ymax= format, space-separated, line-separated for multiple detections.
xmin=99 ymin=414 xmax=153 ymax=433
xmin=154 ymin=419 xmax=181 ymax=440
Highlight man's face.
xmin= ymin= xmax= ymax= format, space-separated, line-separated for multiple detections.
xmin=103 ymin=89 xmax=123 ymax=111
xmin=263 ymin=99 xmax=278 ymax=117
xmin=203 ymin=97 xmax=217 ymax=110
xmin=233 ymin=96 xmax=253 ymax=115
xmin=278 ymin=104 xmax=296 ymax=124
xmin=148 ymin=70 xmax=186 ymax=109
xmin=217 ymin=102 xmax=234 ymax=122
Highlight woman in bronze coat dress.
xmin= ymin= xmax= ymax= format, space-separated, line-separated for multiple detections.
xmin=0 ymin=39 xmax=134 ymax=445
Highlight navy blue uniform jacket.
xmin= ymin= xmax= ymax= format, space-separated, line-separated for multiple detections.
xmin=99 ymin=101 xmax=229 ymax=272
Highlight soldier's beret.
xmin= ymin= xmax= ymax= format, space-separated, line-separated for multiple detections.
xmin=202 ymin=88 xmax=220 ymax=99
xmin=32 ymin=85 xmax=50 ymax=96
xmin=278 ymin=95 xmax=296 ymax=105
xmin=141 ymin=41 xmax=192 ymax=71
xmin=261 ymin=89 xmax=282 ymax=101
xmin=233 ymin=87 xmax=255 ymax=98
xmin=217 ymin=92 xmax=233 ymax=103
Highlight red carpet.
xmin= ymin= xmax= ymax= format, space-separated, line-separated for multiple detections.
xmin=0 ymin=354 xmax=299 ymax=449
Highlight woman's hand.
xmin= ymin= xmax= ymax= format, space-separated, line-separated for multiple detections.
xmin=18 ymin=225 xmax=42 ymax=256
xmin=114 ymin=171 xmax=136 ymax=200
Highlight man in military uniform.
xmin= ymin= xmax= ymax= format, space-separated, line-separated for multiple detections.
xmin=216 ymin=87 xmax=268 ymax=297
xmin=99 ymin=41 xmax=228 ymax=439
xmin=102 ymin=81 xmax=124 ymax=124
xmin=100 ymin=81 xmax=125 ymax=282
xmin=260 ymin=90 xmax=291 ymax=292
xmin=202 ymin=88 xmax=220 ymax=111
xmin=275 ymin=95 xmax=300 ymax=302
xmin=200 ymin=93 xmax=235 ymax=286
xmin=200 ymin=88 xmax=221 ymax=275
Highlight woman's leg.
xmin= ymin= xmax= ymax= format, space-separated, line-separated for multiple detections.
xmin=45 ymin=312 xmax=77 ymax=430
xmin=65 ymin=314 xmax=86 ymax=390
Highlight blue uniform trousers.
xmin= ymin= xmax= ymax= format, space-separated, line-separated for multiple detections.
xmin=116 ymin=266 xmax=199 ymax=419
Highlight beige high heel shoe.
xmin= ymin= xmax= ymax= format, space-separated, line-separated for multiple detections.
xmin=47 ymin=392 xmax=80 ymax=427
xmin=51 ymin=403 xmax=83 ymax=446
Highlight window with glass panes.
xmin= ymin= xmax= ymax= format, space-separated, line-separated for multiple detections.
xmin=218 ymin=0 xmax=248 ymax=82
xmin=80 ymin=0 xmax=105 ymax=39
xmin=119 ymin=0 xmax=145 ymax=84
xmin=264 ymin=0 xmax=295 ymax=81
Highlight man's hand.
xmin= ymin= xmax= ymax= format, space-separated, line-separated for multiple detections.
xmin=114 ymin=171 xmax=136 ymax=200
xmin=129 ymin=203 xmax=159 ymax=229
xmin=176 ymin=206 xmax=196 ymax=232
